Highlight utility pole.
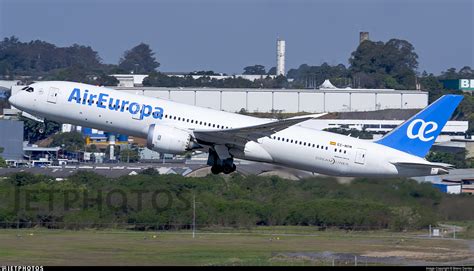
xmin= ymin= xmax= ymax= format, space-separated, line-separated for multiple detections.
xmin=192 ymin=194 xmax=196 ymax=239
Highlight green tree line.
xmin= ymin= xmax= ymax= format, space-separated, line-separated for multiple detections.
xmin=0 ymin=171 xmax=472 ymax=231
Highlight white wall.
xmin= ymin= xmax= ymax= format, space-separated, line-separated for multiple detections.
xmin=170 ymin=91 xmax=195 ymax=105
xmin=350 ymin=93 xmax=376 ymax=111
xmin=402 ymin=93 xmax=428 ymax=109
xmin=112 ymin=87 xmax=428 ymax=113
xmin=221 ymin=92 xmax=247 ymax=112
xmin=144 ymin=90 xmax=170 ymax=99
xmin=299 ymin=93 xmax=324 ymax=112
xmin=376 ymin=93 xmax=402 ymax=109
xmin=273 ymin=92 xmax=298 ymax=113
xmin=325 ymin=93 xmax=351 ymax=112
xmin=196 ymin=91 xmax=220 ymax=109
xmin=247 ymin=92 xmax=272 ymax=112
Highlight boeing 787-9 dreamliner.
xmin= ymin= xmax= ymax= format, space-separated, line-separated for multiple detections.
xmin=8 ymin=81 xmax=463 ymax=177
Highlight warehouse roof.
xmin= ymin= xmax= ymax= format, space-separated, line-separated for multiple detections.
xmin=112 ymin=86 xmax=426 ymax=95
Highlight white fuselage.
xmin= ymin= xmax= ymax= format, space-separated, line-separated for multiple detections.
xmin=10 ymin=81 xmax=437 ymax=177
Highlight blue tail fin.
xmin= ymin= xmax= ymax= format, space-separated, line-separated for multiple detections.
xmin=375 ymin=94 xmax=463 ymax=157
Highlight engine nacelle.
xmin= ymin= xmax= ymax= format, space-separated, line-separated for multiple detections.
xmin=147 ymin=124 xmax=193 ymax=154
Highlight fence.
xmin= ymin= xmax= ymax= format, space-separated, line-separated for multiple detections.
xmin=0 ymin=220 xmax=440 ymax=233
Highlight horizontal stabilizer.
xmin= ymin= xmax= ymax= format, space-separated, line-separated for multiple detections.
xmin=390 ymin=161 xmax=454 ymax=170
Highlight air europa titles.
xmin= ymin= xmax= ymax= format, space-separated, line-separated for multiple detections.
xmin=67 ymin=88 xmax=164 ymax=120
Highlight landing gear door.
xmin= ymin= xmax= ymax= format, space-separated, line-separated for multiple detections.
xmin=354 ymin=148 xmax=366 ymax=165
xmin=47 ymin=87 xmax=59 ymax=103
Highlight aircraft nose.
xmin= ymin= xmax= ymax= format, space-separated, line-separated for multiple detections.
xmin=8 ymin=94 xmax=17 ymax=107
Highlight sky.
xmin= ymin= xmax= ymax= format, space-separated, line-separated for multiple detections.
xmin=0 ymin=0 xmax=473 ymax=74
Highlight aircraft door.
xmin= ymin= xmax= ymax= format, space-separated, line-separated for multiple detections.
xmin=47 ymin=87 xmax=59 ymax=103
xmin=354 ymin=148 xmax=366 ymax=165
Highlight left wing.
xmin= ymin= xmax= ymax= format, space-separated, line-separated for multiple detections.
xmin=193 ymin=117 xmax=313 ymax=147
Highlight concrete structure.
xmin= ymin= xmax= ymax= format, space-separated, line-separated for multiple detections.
xmin=110 ymin=74 xmax=149 ymax=87
xmin=441 ymin=79 xmax=474 ymax=92
xmin=0 ymin=120 xmax=24 ymax=160
xmin=359 ymin=32 xmax=369 ymax=44
xmin=276 ymin=38 xmax=286 ymax=76
xmin=414 ymin=169 xmax=474 ymax=195
xmin=114 ymin=86 xmax=429 ymax=113
xmin=139 ymin=147 xmax=162 ymax=160
xmin=23 ymin=145 xmax=61 ymax=166
xmin=0 ymin=80 xmax=20 ymax=89
xmin=433 ymin=183 xmax=462 ymax=194
xmin=164 ymin=73 xmax=276 ymax=81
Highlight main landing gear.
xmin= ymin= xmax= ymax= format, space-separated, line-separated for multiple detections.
xmin=207 ymin=149 xmax=237 ymax=175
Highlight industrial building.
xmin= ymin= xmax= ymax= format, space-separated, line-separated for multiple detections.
xmin=114 ymin=86 xmax=428 ymax=113
xmin=0 ymin=120 xmax=24 ymax=160
xmin=416 ymin=169 xmax=474 ymax=195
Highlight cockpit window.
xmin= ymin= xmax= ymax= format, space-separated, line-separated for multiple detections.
xmin=21 ymin=86 xmax=34 ymax=92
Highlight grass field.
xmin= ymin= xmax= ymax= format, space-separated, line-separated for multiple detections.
xmin=1 ymin=227 xmax=473 ymax=266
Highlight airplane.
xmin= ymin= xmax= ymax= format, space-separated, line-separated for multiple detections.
xmin=8 ymin=81 xmax=463 ymax=177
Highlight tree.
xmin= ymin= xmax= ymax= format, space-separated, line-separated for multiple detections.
xmin=349 ymin=39 xmax=418 ymax=89
xmin=287 ymin=63 xmax=349 ymax=88
xmin=426 ymin=150 xmax=467 ymax=168
xmin=267 ymin=67 xmax=276 ymax=75
xmin=118 ymin=43 xmax=159 ymax=74
xmin=49 ymin=132 xmax=85 ymax=152
xmin=243 ymin=65 xmax=266 ymax=75
xmin=120 ymin=148 xmax=140 ymax=163
xmin=0 ymin=147 xmax=6 ymax=168
xmin=0 ymin=36 xmax=104 ymax=78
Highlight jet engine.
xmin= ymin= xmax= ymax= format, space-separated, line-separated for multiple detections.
xmin=146 ymin=124 xmax=196 ymax=154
